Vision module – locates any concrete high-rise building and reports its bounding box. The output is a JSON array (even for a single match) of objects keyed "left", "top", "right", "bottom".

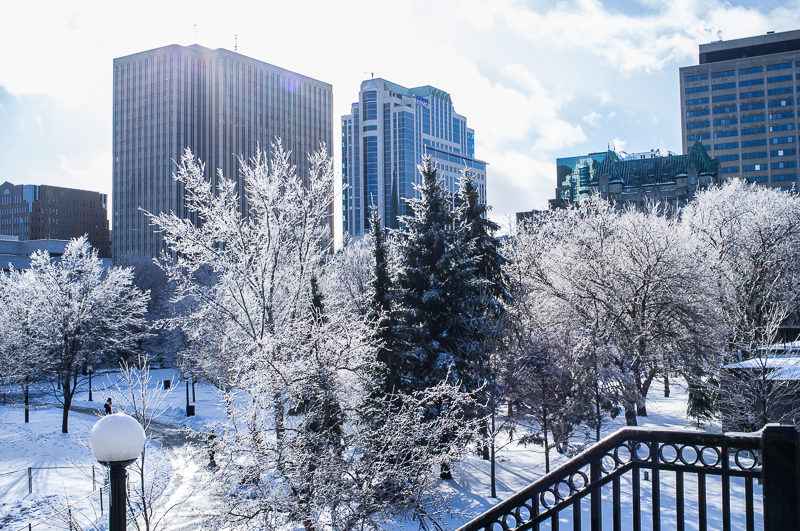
[
  {"left": 341, "top": 78, "right": 487, "bottom": 237},
  {"left": 0, "top": 181, "right": 110, "bottom": 258},
  {"left": 680, "top": 29, "right": 800, "bottom": 189},
  {"left": 113, "top": 44, "right": 333, "bottom": 260}
]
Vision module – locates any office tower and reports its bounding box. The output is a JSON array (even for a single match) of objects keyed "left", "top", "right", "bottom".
[
  {"left": 680, "top": 29, "right": 800, "bottom": 189},
  {"left": 341, "top": 78, "right": 487, "bottom": 237},
  {"left": 113, "top": 44, "right": 333, "bottom": 260},
  {"left": 0, "top": 181, "right": 111, "bottom": 258}
]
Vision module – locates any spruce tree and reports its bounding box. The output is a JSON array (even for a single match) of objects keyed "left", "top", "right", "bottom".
[
  {"left": 394, "top": 157, "right": 474, "bottom": 394},
  {"left": 456, "top": 170, "right": 510, "bottom": 308},
  {"left": 368, "top": 207, "right": 399, "bottom": 394}
]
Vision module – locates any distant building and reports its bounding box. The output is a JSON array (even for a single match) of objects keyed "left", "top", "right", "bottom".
[
  {"left": 0, "top": 235, "right": 112, "bottom": 271},
  {"left": 549, "top": 142, "right": 718, "bottom": 209},
  {"left": 679, "top": 29, "right": 800, "bottom": 189},
  {"left": 0, "top": 181, "right": 110, "bottom": 258},
  {"left": 515, "top": 209, "right": 547, "bottom": 229},
  {"left": 341, "top": 78, "right": 487, "bottom": 237},
  {"left": 113, "top": 44, "right": 333, "bottom": 260}
]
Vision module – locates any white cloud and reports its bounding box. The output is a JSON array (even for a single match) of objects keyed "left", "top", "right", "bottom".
[
  {"left": 583, "top": 111, "right": 602, "bottom": 127},
  {"left": 612, "top": 137, "right": 627, "bottom": 151},
  {"left": 453, "top": 0, "right": 800, "bottom": 73},
  {"left": 58, "top": 153, "right": 112, "bottom": 195},
  {"left": 607, "top": 111, "right": 616, "bottom": 119}
]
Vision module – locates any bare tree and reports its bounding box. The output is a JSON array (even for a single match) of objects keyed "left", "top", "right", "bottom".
[{"left": 111, "top": 352, "right": 174, "bottom": 531}]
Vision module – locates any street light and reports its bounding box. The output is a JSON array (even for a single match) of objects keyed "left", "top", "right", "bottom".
[
  {"left": 87, "top": 364, "right": 94, "bottom": 402},
  {"left": 183, "top": 371, "right": 194, "bottom": 417},
  {"left": 90, "top": 413, "right": 145, "bottom": 531}
]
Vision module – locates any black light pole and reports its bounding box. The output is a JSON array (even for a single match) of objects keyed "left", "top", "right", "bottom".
[
  {"left": 88, "top": 364, "right": 94, "bottom": 402},
  {"left": 184, "top": 371, "right": 193, "bottom": 416},
  {"left": 90, "top": 413, "right": 145, "bottom": 531}
]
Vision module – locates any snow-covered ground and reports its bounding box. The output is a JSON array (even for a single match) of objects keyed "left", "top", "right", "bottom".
[{"left": 0, "top": 372, "right": 751, "bottom": 531}]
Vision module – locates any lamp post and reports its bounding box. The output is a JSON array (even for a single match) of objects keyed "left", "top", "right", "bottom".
[
  {"left": 90, "top": 413, "right": 145, "bottom": 531},
  {"left": 183, "top": 371, "right": 194, "bottom": 417},
  {"left": 87, "top": 364, "right": 94, "bottom": 402}
]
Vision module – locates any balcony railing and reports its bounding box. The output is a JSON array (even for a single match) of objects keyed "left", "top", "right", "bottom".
[{"left": 456, "top": 425, "right": 800, "bottom": 531}]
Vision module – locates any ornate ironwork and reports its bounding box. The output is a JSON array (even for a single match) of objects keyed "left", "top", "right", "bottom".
[{"left": 455, "top": 426, "right": 800, "bottom": 531}]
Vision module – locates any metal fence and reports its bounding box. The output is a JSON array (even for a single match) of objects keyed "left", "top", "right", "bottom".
[
  {"left": 1, "top": 465, "right": 108, "bottom": 530},
  {"left": 456, "top": 425, "right": 800, "bottom": 531}
]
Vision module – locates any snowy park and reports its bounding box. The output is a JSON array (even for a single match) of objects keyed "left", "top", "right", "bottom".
[
  {"left": 2, "top": 150, "right": 800, "bottom": 531},
  {"left": 1, "top": 371, "right": 756, "bottom": 531}
]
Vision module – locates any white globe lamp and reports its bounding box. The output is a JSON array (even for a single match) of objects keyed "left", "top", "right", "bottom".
[{"left": 90, "top": 413, "right": 145, "bottom": 530}]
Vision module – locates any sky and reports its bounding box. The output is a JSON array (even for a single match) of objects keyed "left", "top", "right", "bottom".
[{"left": 2, "top": 0, "right": 800, "bottom": 236}]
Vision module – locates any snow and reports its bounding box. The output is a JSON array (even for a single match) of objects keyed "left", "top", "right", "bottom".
[
  {"left": 89, "top": 413, "right": 146, "bottom": 462},
  {"left": 0, "top": 372, "right": 763, "bottom": 531}
]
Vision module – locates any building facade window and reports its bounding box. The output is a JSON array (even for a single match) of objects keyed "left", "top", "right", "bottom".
[{"left": 714, "top": 142, "right": 738, "bottom": 150}]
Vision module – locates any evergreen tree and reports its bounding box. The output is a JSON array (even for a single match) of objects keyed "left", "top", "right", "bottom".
[
  {"left": 456, "top": 170, "right": 510, "bottom": 308},
  {"left": 368, "top": 207, "right": 399, "bottom": 394},
  {"left": 394, "top": 157, "right": 474, "bottom": 393}
]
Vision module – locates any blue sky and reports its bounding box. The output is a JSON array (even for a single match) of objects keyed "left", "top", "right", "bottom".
[{"left": 1, "top": 0, "right": 799, "bottom": 234}]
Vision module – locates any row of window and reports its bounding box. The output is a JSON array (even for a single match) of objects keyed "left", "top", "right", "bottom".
[
  {"left": 686, "top": 63, "right": 799, "bottom": 85},
  {"left": 688, "top": 123, "right": 796, "bottom": 133},
  {"left": 741, "top": 162, "right": 798, "bottom": 171}
]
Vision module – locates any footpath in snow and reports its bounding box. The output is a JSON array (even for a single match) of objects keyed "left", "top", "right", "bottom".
[{"left": 0, "top": 371, "right": 745, "bottom": 531}]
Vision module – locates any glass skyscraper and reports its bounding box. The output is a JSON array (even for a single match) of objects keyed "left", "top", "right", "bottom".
[
  {"left": 340, "top": 78, "right": 487, "bottom": 237},
  {"left": 113, "top": 44, "right": 333, "bottom": 259}
]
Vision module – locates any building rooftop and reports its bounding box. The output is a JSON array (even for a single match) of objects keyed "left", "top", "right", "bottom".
[{"left": 699, "top": 28, "right": 800, "bottom": 64}]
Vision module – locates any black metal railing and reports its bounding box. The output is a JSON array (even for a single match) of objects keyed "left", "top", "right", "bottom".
[{"left": 457, "top": 425, "right": 800, "bottom": 531}]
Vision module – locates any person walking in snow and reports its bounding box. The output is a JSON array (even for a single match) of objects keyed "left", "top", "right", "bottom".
[{"left": 104, "top": 397, "right": 112, "bottom": 415}]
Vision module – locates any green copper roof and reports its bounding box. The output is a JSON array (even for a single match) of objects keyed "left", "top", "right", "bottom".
[
  {"left": 379, "top": 80, "right": 452, "bottom": 103},
  {"left": 592, "top": 142, "right": 717, "bottom": 187}
]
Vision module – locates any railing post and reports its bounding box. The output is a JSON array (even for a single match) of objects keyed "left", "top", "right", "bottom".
[{"left": 761, "top": 424, "right": 800, "bottom": 531}]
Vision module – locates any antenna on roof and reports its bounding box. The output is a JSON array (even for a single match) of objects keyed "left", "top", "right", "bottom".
[
  {"left": 365, "top": 72, "right": 373, "bottom": 79},
  {"left": 194, "top": 23, "right": 197, "bottom": 43},
  {"left": 235, "top": 35, "right": 238, "bottom": 53}
]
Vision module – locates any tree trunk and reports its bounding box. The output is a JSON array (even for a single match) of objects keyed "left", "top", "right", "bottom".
[
  {"left": 490, "top": 408, "right": 497, "bottom": 498},
  {"left": 543, "top": 408, "right": 550, "bottom": 474},
  {"left": 664, "top": 373, "right": 670, "bottom": 397},
  {"left": 62, "top": 374, "right": 72, "bottom": 434},
  {"left": 625, "top": 407, "right": 638, "bottom": 426},
  {"left": 24, "top": 384, "right": 29, "bottom": 423},
  {"left": 636, "top": 369, "right": 657, "bottom": 417},
  {"left": 274, "top": 393, "right": 285, "bottom": 440}
]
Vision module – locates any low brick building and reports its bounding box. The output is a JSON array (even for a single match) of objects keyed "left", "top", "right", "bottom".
[{"left": 0, "top": 181, "right": 111, "bottom": 258}]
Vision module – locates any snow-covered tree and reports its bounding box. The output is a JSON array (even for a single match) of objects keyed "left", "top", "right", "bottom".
[
  {"left": 393, "top": 157, "right": 479, "bottom": 394},
  {"left": 508, "top": 197, "right": 717, "bottom": 425},
  {"left": 4, "top": 236, "right": 149, "bottom": 433},
  {"left": 0, "top": 268, "right": 49, "bottom": 422},
  {"left": 148, "top": 143, "right": 479, "bottom": 529},
  {"left": 683, "top": 180, "right": 800, "bottom": 429}
]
